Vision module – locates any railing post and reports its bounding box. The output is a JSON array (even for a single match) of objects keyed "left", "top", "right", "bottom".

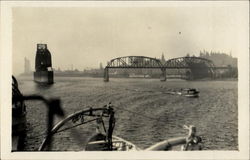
[
  {"left": 160, "top": 68, "right": 166, "bottom": 81},
  {"left": 104, "top": 67, "right": 109, "bottom": 82}
]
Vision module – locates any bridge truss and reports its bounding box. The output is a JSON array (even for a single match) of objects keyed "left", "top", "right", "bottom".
[
  {"left": 104, "top": 56, "right": 228, "bottom": 82},
  {"left": 107, "top": 56, "right": 163, "bottom": 68}
]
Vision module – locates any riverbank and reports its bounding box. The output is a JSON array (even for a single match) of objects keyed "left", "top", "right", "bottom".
[{"left": 18, "top": 74, "right": 238, "bottom": 81}]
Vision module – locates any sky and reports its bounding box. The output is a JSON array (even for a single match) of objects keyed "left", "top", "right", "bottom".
[{"left": 12, "top": 2, "right": 248, "bottom": 75}]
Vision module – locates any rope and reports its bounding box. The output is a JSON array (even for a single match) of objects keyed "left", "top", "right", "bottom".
[
  {"left": 55, "top": 118, "right": 98, "bottom": 134},
  {"left": 26, "top": 118, "right": 99, "bottom": 139},
  {"left": 113, "top": 104, "right": 184, "bottom": 129},
  {"left": 114, "top": 105, "right": 168, "bottom": 123}
]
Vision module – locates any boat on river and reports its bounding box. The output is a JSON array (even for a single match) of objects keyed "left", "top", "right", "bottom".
[
  {"left": 38, "top": 103, "right": 202, "bottom": 151},
  {"left": 176, "top": 88, "right": 200, "bottom": 98},
  {"left": 164, "top": 88, "right": 199, "bottom": 98}
]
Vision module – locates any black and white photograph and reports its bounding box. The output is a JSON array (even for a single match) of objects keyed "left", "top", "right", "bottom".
[{"left": 0, "top": 1, "right": 249, "bottom": 160}]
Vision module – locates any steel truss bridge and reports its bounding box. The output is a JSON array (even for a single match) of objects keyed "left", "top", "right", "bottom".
[{"left": 104, "top": 56, "right": 230, "bottom": 82}]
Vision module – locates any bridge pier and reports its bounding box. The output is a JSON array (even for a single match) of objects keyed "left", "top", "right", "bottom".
[
  {"left": 104, "top": 67, "right": 109, "bottom": 82},
  {"left": 160, "top": 68, "right": 166, "bottom": 81}
]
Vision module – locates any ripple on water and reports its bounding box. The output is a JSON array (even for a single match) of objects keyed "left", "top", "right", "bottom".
[{"left": 17, "top": 77, "right": 238, "bottom": 151}]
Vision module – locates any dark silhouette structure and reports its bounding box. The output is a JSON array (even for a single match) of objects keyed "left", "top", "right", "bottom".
[
  {"left": 164, "top": 57, "right": 216, "bottom": 80},
  {"left": 34, "top": 44, "right": 54, "bottom": 84}
]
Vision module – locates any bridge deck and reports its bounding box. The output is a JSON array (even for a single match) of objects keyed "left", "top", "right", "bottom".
[{"left": 106, "top": 66, "right": 229, "bottom": 69}]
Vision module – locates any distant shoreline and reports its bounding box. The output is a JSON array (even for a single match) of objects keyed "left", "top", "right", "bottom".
[{"left": 18, "top": 74, "right": 238, "bottom": 81}]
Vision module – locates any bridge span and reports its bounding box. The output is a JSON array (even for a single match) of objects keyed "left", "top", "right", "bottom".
[{"left": 104, "top": 56, "right": 229, "bottom": 82}]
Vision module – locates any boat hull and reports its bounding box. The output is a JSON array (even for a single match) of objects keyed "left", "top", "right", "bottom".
[
  {"left": 184, "top": 93, "right": 199, "bottom": 98},
  {"left": 85, "top": 134, "right": 140, "bottom": 151},
  {"left": 12, "top": 110, "right": 26, "bottom": 151}
]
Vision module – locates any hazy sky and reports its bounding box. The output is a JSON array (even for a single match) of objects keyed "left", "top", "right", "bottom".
[{"left": 12, "top": 2, "right": 248, "bottom": 75}]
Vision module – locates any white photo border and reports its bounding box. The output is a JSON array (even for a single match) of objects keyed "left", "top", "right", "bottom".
[{"left": 0, "top": 1, "right": 249, "bottom": 160}]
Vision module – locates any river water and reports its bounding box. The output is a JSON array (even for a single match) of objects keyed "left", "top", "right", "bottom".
[{"left": 16, "top": 76, "right": 238, "bottom": 151}]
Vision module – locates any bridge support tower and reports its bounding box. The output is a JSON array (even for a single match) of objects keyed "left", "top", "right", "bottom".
[
  {"left": 160, "top": 68, "right": 166, "bottom": 81},
  {"left": 104, "top": 67, "right": 109, "bottom": 82}
]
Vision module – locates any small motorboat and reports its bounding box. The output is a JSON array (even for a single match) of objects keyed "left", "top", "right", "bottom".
[
  {"left": 163, "top": 88, "right": 199, "bottom": 98},
  {"left": 177, "top": 88, "right": 199, "bottom": 98}
]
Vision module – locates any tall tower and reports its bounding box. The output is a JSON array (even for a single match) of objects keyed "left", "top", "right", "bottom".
[
  {"left": 99, "top": 62, "right": 103, "bottom": 70},
  {"left": 161, "top": 53, "right": 166, "bottom": 63},
  {"left": 24, "top": 57, "right": 31, "bottom": 74},
  {"left": 34, "top": 44, "right": 54, "bottom": 84},
  {"left": 35, "top": 44, "right": 52, "bottom": 71}
]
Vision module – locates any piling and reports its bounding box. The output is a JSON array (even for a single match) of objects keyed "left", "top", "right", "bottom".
[
  {"left": 160, "top": 68, "right": 166, "bottom": 81},
  {"left": 104, "top": 67, "right": 109, "bottom": 82}
]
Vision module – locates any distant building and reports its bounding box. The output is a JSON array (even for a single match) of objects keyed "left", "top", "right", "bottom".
[
  {"left": 24, "top": 57, "right": 31, "bottom": 74},
  {"left": 199, "top": 50, "right": 237, "bottom": 67},
  {"left": 161, "top": 53, "right": 166, "bottom": 64},
  {"left": 100, "top": 62, "right": 103, "bottom": 70}
]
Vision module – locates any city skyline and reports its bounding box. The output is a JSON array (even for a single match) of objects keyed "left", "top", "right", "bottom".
[
  {"left": 22, "top": 51, "right": 237, "bottom": 75},
  {"left": 12, "top": 2, "right": 248, "bottom": 75}
]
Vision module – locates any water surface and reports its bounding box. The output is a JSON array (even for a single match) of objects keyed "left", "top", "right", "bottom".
[{"left": 16, "top": 76, "right": 238, "bottom": 151}]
